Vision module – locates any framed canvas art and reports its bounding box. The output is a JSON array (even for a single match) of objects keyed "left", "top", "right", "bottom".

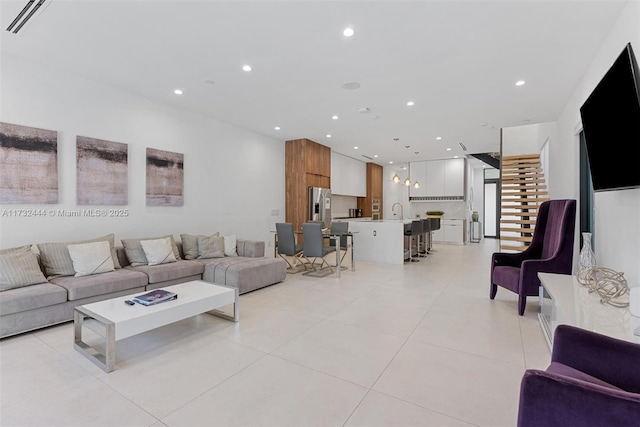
[{"left": 0, "top": 122, "right": 58, "bottom": 204}]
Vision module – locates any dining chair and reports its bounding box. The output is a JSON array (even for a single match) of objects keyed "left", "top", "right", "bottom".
[
  {"left": 301, "top": 222, "right": 336, "bottom": 276},
  {"left": 275, "top": 222, "right": 306, "bottom": 271},
  {"left": 330, "top": 221, "right": 349, "bottom": 266},
  {"left": 490, "top": 199, "right": 576, "bottom": 315}
]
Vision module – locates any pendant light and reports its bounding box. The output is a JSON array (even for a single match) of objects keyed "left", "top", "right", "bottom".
[
  {"left": 414, "top": 181, "right": 420, "bottom": 189},
  {"left": 392, "top": 173, "right": 400, "bottom": 183},
  {"left": 404, "top": 177, "right": 411, "bottom": 186}
]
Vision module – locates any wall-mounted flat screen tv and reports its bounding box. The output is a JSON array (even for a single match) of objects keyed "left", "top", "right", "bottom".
[{"left": 579, "top": 42, "right": 640, "bottom": 192}]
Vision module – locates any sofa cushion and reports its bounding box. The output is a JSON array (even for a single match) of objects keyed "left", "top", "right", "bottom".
[
  {"left": 67, "top": 241, "right": 115, "bottom": 277},
  {"left": 236, "top": 240, "right": 265, "bottom": 258},
  {"left": 49, "top": 269, "right": 148, "bottom": 301},
  {"left": 197, "top": 235, "right": 225, "bottom": 259},
  {"left": 122, "top": 235, "right": 181, "bottom": 266},
  {"left": 224, "top": 235, "right": 238, "bottom": 257},
  {"left": 0, "top": 282, "right": 68, "bottom": 315},
  {"left": 37, "top": 233, "right": 121, "bottom": 277},
  {"left": 127, "top": 260, "right": 204, "bottom": 284},
  {"left": 201, "top": 257, "right": 287, "bottom": 294},
  {"left": 180, "top": 232, "right": 219, "bottom": 260},
  {"left": 140, "top": 237, "right": 177, "bottom": 266},
  {"left": 0, "top": 246, "right": 48, "bottom": 291}
]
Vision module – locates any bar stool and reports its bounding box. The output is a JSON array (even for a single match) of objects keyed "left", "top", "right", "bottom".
[
  {"left": 419, "top": 218, "right": 430, "bottom": 257},
  {"left": 404, "top": 220, "right": 422, "bottom": 262}
]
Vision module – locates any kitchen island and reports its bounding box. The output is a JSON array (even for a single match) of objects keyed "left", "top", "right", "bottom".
[{"left": 347, "top": 219, "right": 414, "bottom": 265}]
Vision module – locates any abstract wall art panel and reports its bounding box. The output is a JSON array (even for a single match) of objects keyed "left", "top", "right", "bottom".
[
  {"left": 0, "top": 122, "right": 58, "bottom": 204},
  {"left": 146, "top": 148, "right": 184, "bottom": 206},
  {"left": 76, "top": 136, "right": 128, "bottom": 205}
]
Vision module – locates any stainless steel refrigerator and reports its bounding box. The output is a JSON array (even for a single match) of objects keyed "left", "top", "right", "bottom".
[{"left": 308, "top": 187, "right": 331, "bottom": 229}]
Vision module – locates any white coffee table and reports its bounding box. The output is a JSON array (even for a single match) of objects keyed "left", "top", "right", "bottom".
[{"left": 74, "top": 280, "right": 238, "bottom": 372}]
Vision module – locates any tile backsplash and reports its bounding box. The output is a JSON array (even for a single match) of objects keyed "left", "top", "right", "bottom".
[{"left": 407, "top": 201, "right": 469, "bottom": 220}]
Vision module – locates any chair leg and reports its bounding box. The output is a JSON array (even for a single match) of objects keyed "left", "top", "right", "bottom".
[
  {"left": 518, "top": 295, "right": 527, "bottom": 316},
  {"left": 490, "top": 283, "right": 498, "bottom": 299}
]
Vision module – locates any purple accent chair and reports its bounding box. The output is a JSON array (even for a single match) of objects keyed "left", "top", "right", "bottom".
[
  {"left": 490, "top": 199, "right": 576, "bottom": 315},
  {"left": 517, "top": 324, "right": 640, "bottom": 426}
]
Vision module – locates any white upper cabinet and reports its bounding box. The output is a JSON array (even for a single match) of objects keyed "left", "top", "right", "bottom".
[
  {"left": 331, "top": 152, "right": 366, "bottom": 196},
  {"left": 444, "top": 158, "right": 465, "bottom": 197},
  {"left": 425, "top": 160, "right": 445, "bottom": 197},
  {"left": 409, "top": 161, "right": 427, "bottom": 197},
  {"left": 410, "top": 158, "right": 465, "bottom": 199}
]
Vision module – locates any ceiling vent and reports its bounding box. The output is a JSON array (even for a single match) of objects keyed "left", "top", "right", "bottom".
[
  {"left": 361, "top": 155, "right": 373, "bottom": 160},
  {"left": 6, "top": 0, "right": 46, "bottom": 34},
  {"left": 458, "top": 142, "right": 468, "bottom": 151}
]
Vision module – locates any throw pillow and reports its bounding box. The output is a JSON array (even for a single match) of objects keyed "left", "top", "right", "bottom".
[
  {"left": 0, "top": 245, "right": 34, "bottom": 255},
  {"left": 0, "top": 246, "right": 48, "bottom": 291},
  {"left": 67, "top": 241, "right": 115, "bottom": 277},
  {"left": 180, "top": 232, "right": 219, "bottom": 260},
  {"left": 197, "top": 235, "right": 225, "bottom": 259},
  {"left": 37, "top": 234, "right": 120, "bottom": 277},
  {"left": 223, "top": 235, "right": 238, "bottom": 257},
  {"left": 122, "top": 234, "right": 181, "bottom": 266},
  {"left": 140, "top": 237, "right": 177, "bottom": 266}
]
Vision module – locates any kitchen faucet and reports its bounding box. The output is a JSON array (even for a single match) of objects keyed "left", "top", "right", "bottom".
[{"left": 391, "top": 203, "right": 404, "bottom": 220}]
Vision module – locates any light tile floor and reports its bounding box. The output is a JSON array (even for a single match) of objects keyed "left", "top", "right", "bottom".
[{"left": 0, "top": 239, "right": 551, "bottom": 426}]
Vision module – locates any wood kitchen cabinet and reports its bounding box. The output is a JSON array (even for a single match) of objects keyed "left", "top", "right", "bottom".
[
  {"left": 285, "top": 138, "right": 331, "bottom": 233},
  {"left": 358, "top": 162, "right": 383, "bottom": 218}
]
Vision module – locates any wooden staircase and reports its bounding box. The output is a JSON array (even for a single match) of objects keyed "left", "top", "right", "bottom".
[{"left": 499, "top": 154, "right": 548, "bottom": 252}]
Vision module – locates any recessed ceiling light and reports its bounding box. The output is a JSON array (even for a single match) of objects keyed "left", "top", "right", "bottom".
[
  {"left": 402, "top": 166, "right": 407, "bottom": 170},
  {"left": 274, "top": 126, "right": 281, "bottom": 130},
  {"left": 326, "top": 134, "right": 332, "bottom": 138},
  {"left": 357, "top": 107, "right": 370, "bottom": 114},
  {"left": 174, "top": 89, "right": 183, "bottom": 95},
  {"left": 373, "top": 154, "right": 379, "bottom": 158},
  {"left": 343, "top": 27, "right": 355, "bottom": 37},
  {"left": 436, "top": 136, "right": 442, "bottom": 140},
  {"left": 393, "top": 138, "right": 399, "bottom": 142},
  {"left": 342, "top": 82, "right": 361, "bottom": 90},
  {"left": 446, "top": 148, "right": 452, "bottom": 151},
  {"left": 242, "top": 65, "right": 252, "bottom": 72},
  {"left": 406, "top": 101, "right": 415, "bottom": 106},
  {"left": 480, "top": 123, "right": 487, "bottom": 127},
  {"left": 515, "top": 80, "right": 526, "bottom": 86},
  {"left": 353, "top": 146, "right": 359, "bottom": 150},
  {"left": 332, "top": 115, "right": 339, "bottom": 120},
  {"left": 389, "top": 161, "right": 394, "bottom": 164}
]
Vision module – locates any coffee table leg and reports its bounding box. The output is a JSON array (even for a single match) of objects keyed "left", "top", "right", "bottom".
[
  {"left": 74, "top": 308, "right": 116, "bottom": 373},
  {"left": 206, "top": 288, "right": 239, "bottom": 323}
]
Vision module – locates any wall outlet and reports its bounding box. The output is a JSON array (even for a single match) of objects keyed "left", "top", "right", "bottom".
[{"left": 271, "top": 209, "right": 279, "bottom": 216}]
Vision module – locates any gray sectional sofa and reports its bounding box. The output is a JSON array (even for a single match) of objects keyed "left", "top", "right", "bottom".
[{"left": 0, "top": 234, "right": 286, "bottom": 338}]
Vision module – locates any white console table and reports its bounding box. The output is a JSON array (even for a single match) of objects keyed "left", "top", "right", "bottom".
[{"left": 538, "top": 272, "right": 640, "bottom": 349}]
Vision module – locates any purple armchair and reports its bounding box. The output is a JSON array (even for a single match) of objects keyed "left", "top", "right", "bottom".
[
  {"left": 517, "top": 324, "right": 640, "bottom": 426},
  {"left": 490, "top": 199, "right": 576, "bottom": 315}
]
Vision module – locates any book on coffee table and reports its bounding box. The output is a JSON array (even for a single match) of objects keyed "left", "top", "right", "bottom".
[{"left": 133, "top": 289, "right": 177, "bottom": 306}]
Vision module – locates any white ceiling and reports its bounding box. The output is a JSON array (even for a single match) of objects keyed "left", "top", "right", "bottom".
[{"left": 0, "top": 0, "right": 629, "bottom": 171}]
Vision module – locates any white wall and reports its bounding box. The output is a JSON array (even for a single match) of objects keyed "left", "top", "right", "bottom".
[
  {"left": 0, "top": 55, "right": 286, "bottom": 250},
  {"left": 553, "top": 0, "right": 640, "bottom": 287}
]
